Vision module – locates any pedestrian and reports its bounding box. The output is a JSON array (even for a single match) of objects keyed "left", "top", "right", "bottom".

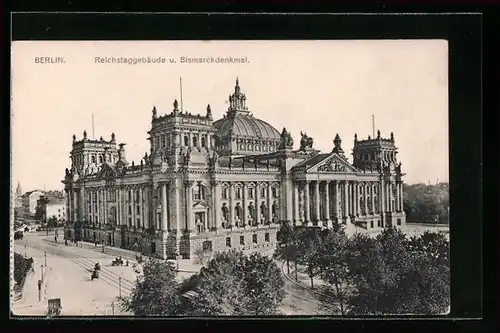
[
  {"left": 65, "top": 239, "right": 68, "bottom": 246},
  {"left": 54, "top": 236, "right": 57, "bottom": 243}
]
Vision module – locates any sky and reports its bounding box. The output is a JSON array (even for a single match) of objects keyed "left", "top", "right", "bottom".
[{"left": 11, "top": 40, "right": 448, "bottom": 193}]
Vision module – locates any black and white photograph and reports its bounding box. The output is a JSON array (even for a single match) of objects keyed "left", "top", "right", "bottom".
[{"left": 10, "top": 39, "right": 451, "bottom": 317}]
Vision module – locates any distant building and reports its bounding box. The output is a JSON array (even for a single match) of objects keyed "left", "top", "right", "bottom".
[
  {"left": 22, "top": 190, "right": 44, "bottom": 215},
  {"left": 14, "top": 181, "right": 23, "bottom": 208},
  {"left": 37, "top": 195, "right": 66, "bottom": 222}
]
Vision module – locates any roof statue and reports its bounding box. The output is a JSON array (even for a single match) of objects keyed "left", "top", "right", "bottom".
[
  {"left": 173, "top": 99, "right": 179, "bottom": 113},
  {"left": 83, "top": 130, "right": 87, "bottom": 139},
  {"left": 280, "top": 128, "right": 293, "bottom": 148},
  {"left": 206, "top": 104, "right": 212, "bottom": 119},
  {"left": 152, "top": 106, "right": 157, "bottom": 119},
  {"left": 299, "top": 131, "right": 314, "bottom": 150}
]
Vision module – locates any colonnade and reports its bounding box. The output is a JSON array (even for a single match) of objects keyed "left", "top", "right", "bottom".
[{"left": 292, "top": 180, "right": 404, "bottom": 225}]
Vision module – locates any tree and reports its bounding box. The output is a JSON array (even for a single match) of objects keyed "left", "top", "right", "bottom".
[
  {"left": 193, "top": 247, "right": 213, "bottom": 267},
  {"left": 295, "top": 228, "right": 323, "bottom": 289},
  {"left": 346, "top": 228, "right": 450, "bottom": 315},
  {"left": 315, "top": 225, "right": 351, "bottom": 315},
  {"left": 118, "top": 257, "right": 182, "bottom": 316},
  {"left": 47, "top": 216, "right": 58, "bottom": 229},
  {"left": 182, "top": 250, "right": 285, "bottom": 316}
]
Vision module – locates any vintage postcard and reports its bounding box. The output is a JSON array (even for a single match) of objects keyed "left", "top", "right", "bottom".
[{"left": 11, "top": 40, "right": 449, "bottom": 317}]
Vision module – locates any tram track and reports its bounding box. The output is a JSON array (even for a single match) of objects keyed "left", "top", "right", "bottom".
[{"left": 22, "top": 241, "right": 136, "bottom": 297}]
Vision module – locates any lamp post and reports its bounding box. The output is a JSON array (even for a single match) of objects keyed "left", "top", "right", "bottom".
[
  {"left": 44, "top": 251, "right": 47, "bottom": 267},
  {"left": 41, "top": 265, "right": 44, "bottom": 282}
]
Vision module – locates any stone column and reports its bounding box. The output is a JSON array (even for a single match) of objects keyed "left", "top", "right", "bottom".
[
  {"left": 243, "top": 183, "right": 248, "bottom": 226},
  {"left": 334, "top": 181, "right": 340, "bottom": 221},
  {"left": 161, "top": 183, "right": 168, "bottom": 231},
  {"left": 143, "top": 187, "right": 149, "bottom": 229},
  {"left": 293, "top": 183, "right": 300, "bottom": 223},
  {"left": 229, "top": 183, "right": 235, "bottom": 226},
  {"left": 304, "top": 182, "right": 310, "bottom": 223},
  {"left": 255, "top": 183, "right": 261, "bottom": 225},
  {"left": 390, "top": 182, "right": 394, "bottom": 212},
  {"left": 314, "top": 181, "right": 320, "bottom": 222},
  {"left": 94, "top": 189, "right": 99, "bottom": 224},
  {"left": 371, "top": 184, "right": 376, "bottom": 214},
  {"left": 185, "top": 181, "right": 194, "bottom": 232},
  {"left": 267, "top": 182, "right": 273, "bottom": 224},
  {"left": 213, "top": 181, "right": 221, "bottom": 230},
  {"left": 131, "top": 187, "right": 136, "bottom": 228},
  {"left": 79, "top": 188, "right": 85, "bottom": 222},
  {"left": 380, "top": 180, "right": 385, "bottom": 226},
  {"left": 116, "top": 188, "right": 121, "bottom": 226},
  {"left": 363, "top": 183, "right": 373, "bottom": 215},
  {"left": 399, "top": 182, "right": 404, "bottom": 212},
  {"left": 325, "top": 181, "right": 332, "bottom": 227},
  {"left": 138, "top": 186, "right": 143, "bottom": 228},
  {"left": 343, "top": 181, "right": 349, "bottom": 223}
]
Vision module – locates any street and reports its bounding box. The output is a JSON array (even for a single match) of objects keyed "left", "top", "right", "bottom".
[
  {"left": 12, "top": 232, "right": 139, "bottom": 316},
  {"left": 12, "top": 232, "right": 323, "bottom": 316}
]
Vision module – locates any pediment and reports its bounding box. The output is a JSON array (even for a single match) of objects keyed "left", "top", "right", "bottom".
[
  {"left": 193, "top": 201, "right": 209, "bottom": 209},
  {"left": 307, "top": 153, "right": 358, "bottom": 173},
  {"left": 96, "top": 164, "right": 118, "bottom": 181}
]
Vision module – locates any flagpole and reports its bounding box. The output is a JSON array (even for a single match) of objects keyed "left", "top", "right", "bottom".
[
  {"left": 372, "top": 114, "right": 375, "bottom": 138},
  {"left": 180, "top": 77, "right": 184, "bottom": 112}
]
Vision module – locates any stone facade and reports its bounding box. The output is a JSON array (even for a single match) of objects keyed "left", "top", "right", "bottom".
[{"left": 62, "top": 79, "right": 406, "bottom": 259}]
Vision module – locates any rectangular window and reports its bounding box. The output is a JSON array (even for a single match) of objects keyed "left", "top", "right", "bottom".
[
  {"left": 226, "top": 237, "right": 231, "bottom": 247},
  {"left": 272, "top": 187, "right": 278, "bottom": 198},
  {"left": 248, "top": 188, "right": 254, "bottom": 199},
  {"left": 137, "top": 206, "right": 140, "bottom": 214},
  {"left": 265, "top": 233, "right": 270, "bottom": 242},
  {"left": 89, "top": 216, "right": 92, "bottom": 223},
  {"left": 128, "top": 206, "right": 132, "bottom": 215},
  {"left": 397, "top": 219, "right": 401, "bottom": 226},
  {"left": 240, "top": 235, "right": 245, "bottom": 246},
  {"left": 370, "top": 221, "right": 374, "bottom": 228},
  {"left": 236, "top": 188, "right": 242, "bottom": 199},
  {"left": 377, "top": 220, "right": 381, "bottom": 227},
  {"left": 222, "top": 188, "right": 228, "bottom": 200},
  {"left": 128, "top": 191, "right": 132, "bottom": 201},
  {"left": 128, "top": 218, "right": 132, "bottom": 226},
  {"left": 137, "top": 219, "right": 141, "bottom": 228},
  {"left": 252, "top": 234, "right": 258, "bottom": 244}
]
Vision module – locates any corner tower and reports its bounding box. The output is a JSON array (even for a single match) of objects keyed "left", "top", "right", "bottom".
[{"left": 69, "top": 131, "right": 119, "bottom": 175}]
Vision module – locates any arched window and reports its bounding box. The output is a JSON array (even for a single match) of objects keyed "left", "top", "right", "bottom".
[
  {"left": 248, "top": 204, "right": 255, "bottom": 220},
  {"left": 99, "top": 155, "right": 103, "bottom": 164},
  {"left": 235, "top": 204, "right": 242, "bottom": 221},
  {"left": 221, "top": 204, "right": 229, "bottom": 222},
  {"left": 272, "top": 202, "right": 278, "bottom": 220},
  {"left": 367, "top": 196, "right": 372, "bottom": 214},
  {"left": 91, "top": 155, "right": 96, "bottom": 164},
  {"left": 201, "top": 137, "right": 206, "bottom": 148},
  {"left": 184, "top": 135, "right": 189, "bottom": 146},
  {"left": 248, "top": 186, "right": 255, "bottom": 199},
  {"left": 192, "top": 184, "right": 205, "bottom": 200},
  {"left": 161, "top": 135, "right": 165, "bottom": 148},
  {"left": 193, "top": 136, "right": 198, "bottom": 147},
  {"left": 360, "top": 197, "right": 365, "bottom": 215},
  {"left": 260, "top": 202, "right": 267, "bottom": 220},
  {"left": 374, "top": 196, "right": 379, "bottom": 213}
]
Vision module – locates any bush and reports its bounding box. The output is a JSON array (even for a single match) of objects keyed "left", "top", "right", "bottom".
[{"left": 14, "top": 253, "right": 33, "bottom": 286}]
